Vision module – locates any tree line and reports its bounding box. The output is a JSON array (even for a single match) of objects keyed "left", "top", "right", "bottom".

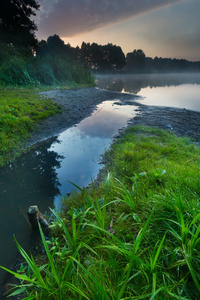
[
  {"left": 0, "top": 0, "right": 200, "bottom": 86},
  {"left": 36, "top": 36, "right": 200, "bottom": 73}
]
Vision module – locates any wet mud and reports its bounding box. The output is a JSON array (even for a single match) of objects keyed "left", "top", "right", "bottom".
[
  {"left": 25, "top": 88, "right": 140, "bottom": 146},
  {"left": 27, "top": 87, "right": 200, "bottom": 147}
]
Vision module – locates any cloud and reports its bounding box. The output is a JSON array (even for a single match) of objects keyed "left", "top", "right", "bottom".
[{"left": 37, "top": 0, "right": 183, "bottom": 38}]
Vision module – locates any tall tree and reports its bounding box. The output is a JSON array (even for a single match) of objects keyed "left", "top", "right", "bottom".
[
  {"left": 79, "top": 42, "right": 126, "bottom": 71},
  {"left": 126, "top": 49, "right": 146, "bottom": 72},
  {"left": 0, "top": 0, "right": 40, "bottom": 50},
  {"left": 36, "top": 35, "right": 77, "bottom": 60}
]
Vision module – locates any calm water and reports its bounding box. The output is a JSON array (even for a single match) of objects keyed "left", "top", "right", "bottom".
[
  {"left": 50, "top": 100, "right": 137, "bottom": 206},
  {"left": 96, "top": 73, "right": 200, "bottom": 112},
  {"left": 0, "top": 73, "right": 200, "bottom": 293}
]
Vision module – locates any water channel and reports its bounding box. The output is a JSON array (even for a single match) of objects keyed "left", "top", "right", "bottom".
[{"left": 0, "top": 73, "right": 200, "bottom": 294}]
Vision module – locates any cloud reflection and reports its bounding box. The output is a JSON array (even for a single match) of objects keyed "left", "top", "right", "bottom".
[{"left": 77, "top": 103, "right": 133, "bottom": 138}]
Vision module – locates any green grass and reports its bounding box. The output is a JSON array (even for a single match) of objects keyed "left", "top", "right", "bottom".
[
  {"left": 0, "top": 88, "right": 61, "bottom": 166},
  {"left": 1, "top": 126, "right": 200, "bottom": 299}
]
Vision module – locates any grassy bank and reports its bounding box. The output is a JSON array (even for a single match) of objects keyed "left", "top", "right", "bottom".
[
  {"left": 2, "top": 126, "right": 200, "bottom": 299},
  {"left": 0, "top": 88, "right": 62, "bottom": 166},
  {"left": 0, "top": 81, "right": 95, "bottom": 167}
]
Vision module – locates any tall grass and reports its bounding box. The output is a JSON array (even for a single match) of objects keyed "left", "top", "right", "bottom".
[
  {"left": 1, "top": 126, "right": 200, "bottom": 299},
  {"left": 0, "top": 43, "right": 95, "bottom": 86}
]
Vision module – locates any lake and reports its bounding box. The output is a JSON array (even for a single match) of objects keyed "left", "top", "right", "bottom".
[
  {"left": 96, "top": 73, "right": 200, "bottom": 112},
  {"left": 0, "top": 73, "right": 200, "bottom": 295}
]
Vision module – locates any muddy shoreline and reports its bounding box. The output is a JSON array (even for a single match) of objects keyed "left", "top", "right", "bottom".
[
  {"left": 25, "top": 87, "right": 140, "bottom": 146},
  {"left": 26, "top": 87, "right": 200, "bottom": 147},
  {"left": 127, "top": 105, "right": 200, "bottom": 143}
]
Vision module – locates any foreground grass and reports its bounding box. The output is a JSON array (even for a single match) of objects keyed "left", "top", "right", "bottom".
[
  {"left": 1, "top": 126, "right": 200, "bottom": 299},
  {"left": 0, "top": 88, "right": 61, "bottom": 166}
]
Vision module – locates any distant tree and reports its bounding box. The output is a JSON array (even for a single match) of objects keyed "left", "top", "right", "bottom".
[
  {"left": 46, "top": 34, "right": 65, "bottom": 53},
  {"left": 90, "top": 43, "right": 103, "bottom": 69},
  {"left": 35, "top": 39, "right": 48, "bottom": 56},
  {"left": 124, "top": 50, "right": 200, "bottom": 73},
  {"left": 103, "top": 44, "right": 126, "bottom": 70},
  {"left": 0, "top": 0, "right": 39, "bottom": 50},
  {"left": 79, "top": 42, "right": 92, "bottom": 64},
  {"left": 36, "top": 35, "right": 77, "bottom": 60},
  {"left": 125, "top": 49, "right": 146, "bottom": 72},
  {"left": 79, "top": 42, "right": 125, "bottom": 71}
]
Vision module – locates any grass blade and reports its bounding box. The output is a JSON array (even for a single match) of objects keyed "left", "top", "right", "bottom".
[{"left": 70, "top": 257, "right": 111, "bottom": 300}]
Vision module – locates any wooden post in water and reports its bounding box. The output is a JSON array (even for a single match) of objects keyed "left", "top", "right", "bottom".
[{"left": 27, "top": 205, "right": 49, "bottom": 231}]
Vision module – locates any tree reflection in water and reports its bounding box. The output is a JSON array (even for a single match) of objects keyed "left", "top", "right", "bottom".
[
  {"left": 0, "top": 136, "right": 64, "bottom": 284},
  {"left": 0, "top": 136, "right": 63, "bottom": 208},
  {"left": 96, "top": 73, "right": 200, "bottom": 94}
]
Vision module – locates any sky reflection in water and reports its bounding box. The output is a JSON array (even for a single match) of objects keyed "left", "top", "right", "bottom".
[
  {"left": 136, "top": 84, "right": 200, "bottom": 112},
  {"left": 96, "top": 73, "right": 200, "bottom": 112},
  {"left": 50, "top": 100, "right": 137, "bottom": 206}
]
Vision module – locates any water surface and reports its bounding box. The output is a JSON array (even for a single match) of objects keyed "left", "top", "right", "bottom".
[
  {"left": 96, "top": 73, "right": 200, "bottom": 112},
  {"left": 52, "top": 100, "right": 136, "bottom": 206}
]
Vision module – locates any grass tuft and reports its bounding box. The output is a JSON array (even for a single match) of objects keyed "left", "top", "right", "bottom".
[{"left": 1, "top": 126, "right": 200, "bottom": 299}]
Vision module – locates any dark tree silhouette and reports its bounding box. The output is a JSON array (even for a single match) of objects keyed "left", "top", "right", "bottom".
[
  {"left": 0, "top": 0, "right": 39, "bottom": 50},
  {"left": 79, "top": 42, "right": 92, "bottom": 64},
  {"left": 78, "top": 42, "right": 125, "bottom": 71},
  {"left": 35, "top": 39, "right": 48, "bottom": 56},
  {"left": 125, "top": 49, "right": 146, "bottom": 72},
  {"left": 36, "top": 36, "right": 200, "bottom": 74},
  {"left": 124, "top": 50, "right": 200, "bottom": 73},
  {"left": 36, "top": 34, "right": 77, "bottom": 60},
  {"left": 47, "top": 35, "right": 65, "bottom": 53},
  {"left": 102, "top": 43, "right": 126, "bottom": 70}
]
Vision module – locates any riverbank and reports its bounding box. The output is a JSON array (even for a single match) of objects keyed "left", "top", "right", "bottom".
[
  {"left": 26, "top": 87, "right": 200, "bottom": 147},
  {"left": 25, "top": 87, "right": 141, "bottom": 146},
  {"left": 127, "top": 104, "right": 200, "bottom": 143}
]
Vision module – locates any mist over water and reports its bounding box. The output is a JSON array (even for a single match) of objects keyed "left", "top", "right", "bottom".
[
  {"left": 96, "top": 73, "right": 200, "bottom": 112},
  {"left": 96, "top": 73, "right": 200, "bottom": 93}
]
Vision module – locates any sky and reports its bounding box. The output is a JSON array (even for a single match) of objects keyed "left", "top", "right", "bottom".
[{"left": 36, "top": 0, "right": 200, "bottom": 61}]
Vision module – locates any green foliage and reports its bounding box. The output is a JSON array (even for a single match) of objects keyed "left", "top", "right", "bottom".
[
  {"left": 0, "top": 88, "right": 61, "bottom": 166},
  {"left": 1, "top": 126, "right": 200, "bottom": 299},
  {"left": 0, "top": 42, "right": 95, "bottom": 87}
]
